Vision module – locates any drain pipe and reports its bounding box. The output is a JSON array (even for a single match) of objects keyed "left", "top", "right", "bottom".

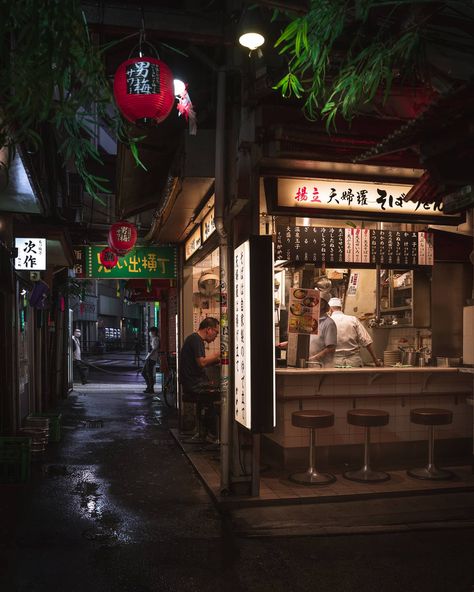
[{"left": 214, "top": 68, "right": 230, "bottom": 495}]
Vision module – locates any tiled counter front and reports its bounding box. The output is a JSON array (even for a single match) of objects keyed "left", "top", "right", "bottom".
[{"left": 264, "top": 368, "right": 473, "bottom": 469}]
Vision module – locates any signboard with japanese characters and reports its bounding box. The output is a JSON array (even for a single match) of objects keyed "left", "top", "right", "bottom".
[
  {"left": 276, "top": 225, "right": 434, "bottom": 267},
  {"left": 234, "top": 236, "right": 275, "bottom": 433},
  {"left": 185, "top": 226, "right": 202, "bottom": 261},
  {"left": 234, "top": 240, "right": 252, "bottom": 429},
  {"left": 15, "top": 238, "right": 46, "bottom": 270},
  {"left": 267, "top": 177, "right": 462, "bottom": 223},
  {"left": 82, "top": 245, "right": 176, "bottom": 278},
  {"left": 201, "top": 207, "right": 216, "bottom": 243}
]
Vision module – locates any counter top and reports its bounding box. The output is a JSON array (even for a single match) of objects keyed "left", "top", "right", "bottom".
[{"left": 276, "top": 366, "right": 462, "bottom": 375}]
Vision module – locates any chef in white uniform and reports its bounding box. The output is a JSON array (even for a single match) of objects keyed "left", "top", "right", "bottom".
[{"left": 328, "top": 297, "right": 382, "bottom": 367}]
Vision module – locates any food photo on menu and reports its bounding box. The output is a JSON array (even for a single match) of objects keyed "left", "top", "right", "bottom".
[{"left": 288, "top": 287, "right": 321, "bottom": 334}]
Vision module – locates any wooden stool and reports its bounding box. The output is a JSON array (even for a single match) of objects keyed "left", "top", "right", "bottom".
[
  {"left": 407, "top": 408, "right": 454, "bottom": 480},
  {"left": 344, "top": 409, "right": 390, "bottom": 483},
  {"left": 289, "top": 410, "right": 336, "bottom": 485}
]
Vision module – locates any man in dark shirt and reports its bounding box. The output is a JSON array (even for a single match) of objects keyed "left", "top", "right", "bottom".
[
  {"left": 179, "top": 317, "right": 220, "bottom": 392},
  {"left": 180, "top": 317, "right": 220, "bottom": 440}
]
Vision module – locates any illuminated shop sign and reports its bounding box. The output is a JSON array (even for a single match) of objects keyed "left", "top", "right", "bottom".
[
  {"left": 77, "top": 245, "right": 176, "bottom": 278},
  {"left": 234, "top": 236, "right": 275, "bottom": 433},
  {"left": 185, "top": 226, "right": 202, "bottom": 260},
  {"left": 202, "top": 207, "right": 216, "bottom": 243},
  {"left": 269, "top": 178, "right": 460, "bottom": 222},
  {"left": 15, "top": 238, "right": 46, "bottom": 270},
  {"left": 276, "top": 225, "right": 434, "bottom": 267}
]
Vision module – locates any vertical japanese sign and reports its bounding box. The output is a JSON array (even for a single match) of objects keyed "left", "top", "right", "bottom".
[
  {"left": 15, "top": 238, "right": 46, "bottom": 270},
  {"left": 234, "top": 241, "right": 252, "bottom": 429},
  {"left": 234, "top": 236, "right": 275, "bottom": 433}
]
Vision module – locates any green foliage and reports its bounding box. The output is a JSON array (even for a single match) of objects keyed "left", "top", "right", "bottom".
[
  {"left": 0, "top": 0, "right": 142, "bottom": 201},
  {"left": 273, "top": 0, "right": 453, "bottom": 127}
]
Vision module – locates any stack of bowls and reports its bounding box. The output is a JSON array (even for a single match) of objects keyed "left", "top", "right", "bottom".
[{"left": 383, "top": 350, "right": 401, "bottom": 366}]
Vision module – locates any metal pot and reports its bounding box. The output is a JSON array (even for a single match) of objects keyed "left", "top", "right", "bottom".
[{"left": 400, "top": 350, "right": 419, "bottom": 366}]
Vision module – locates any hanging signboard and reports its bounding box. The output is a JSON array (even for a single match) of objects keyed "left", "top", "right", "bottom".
[
  {"left": 234, "top": 236, "right": 275, "bottom": 433},
  {"left": 185, "top": 226, "right": 202, "bottom": 261},
  {"left": 78, "top": 245, "right": 176, "bottom": 279},
  {"left": 201, "top": 207, "right": 216, "bottom": 243},
  {"left": 265, "top": 177, "right": 462, "bottom": 224},
  {"left": 14, "top": 238, "right": 46, "bottom": 270},
  {"left": 276, "top": 225, "right": 434, "bottom": 267},
  {"left": 288, "top": 287, "right": 321, "bottom": 335}
]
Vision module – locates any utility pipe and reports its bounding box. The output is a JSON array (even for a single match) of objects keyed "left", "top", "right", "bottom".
[{"left": 214, "top": 68, "right": 230, "bottom": 494}]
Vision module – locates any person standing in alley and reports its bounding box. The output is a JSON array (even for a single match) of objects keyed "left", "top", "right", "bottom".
[
  {"left": 142, "top": 327, "right": 160, "bottom": 394},
  {"left": 328, "top": 297, "right": 382, "bottom": 367},
  {"left": 72, "top": 328, "right": 88, "bottom": 385}
]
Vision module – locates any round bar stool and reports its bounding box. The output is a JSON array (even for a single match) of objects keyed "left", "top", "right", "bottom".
[
  {"left": 289, "top": 410, "right": 336, "bottom": 485},
  {"left": 407, "top": 408, "right": 454, "bottom": 480},
  {"left": 344, "top": 409, "right": 390, "bottom": 483},
  {"left": 182, "top": 389, "right": 220, "bottom": 444}
]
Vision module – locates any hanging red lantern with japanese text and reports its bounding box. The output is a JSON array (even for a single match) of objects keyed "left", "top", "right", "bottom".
[
  {"left": 99, "top": 247, "right": 118, "bottom": 269},
  {"left": 108, "top": 220, "right": 137, "bottom": 256},
  {"left": 113, "top": 56, "right": 175, "bottom": 125}
]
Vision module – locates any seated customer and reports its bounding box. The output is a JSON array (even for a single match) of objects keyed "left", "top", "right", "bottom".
[{"left": 179, "top": 317, "right": 221, "bottom": 437}]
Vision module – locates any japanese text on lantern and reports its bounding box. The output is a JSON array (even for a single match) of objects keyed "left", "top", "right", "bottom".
[{"left": 126, "top": 61, "right": 160, "bottom": 95}]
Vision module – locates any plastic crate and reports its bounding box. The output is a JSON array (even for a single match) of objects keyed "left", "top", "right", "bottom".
[
  {"left": 29, "top": 413, "right": 62, "bottom": 442},
  {"left": 0, "top": 436, "right": 31, "bottom": 483}
]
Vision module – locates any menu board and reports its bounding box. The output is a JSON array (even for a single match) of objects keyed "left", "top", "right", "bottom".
[
  {"left": 276, "top": 225, "right": 345, "bottom": 263},
  {"left": 276, "top": 225, "right": 434, "bottom": 267},
  {"left": 288, "top": 288, "right": 321, "bottom": 335}
]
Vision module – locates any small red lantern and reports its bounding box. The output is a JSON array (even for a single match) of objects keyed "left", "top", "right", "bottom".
[
  {"left": 113, "top": 56, "right": 175, "bottom": 124},
  {"left": 108, "top": 220, "right": 137, "bottom": 256},
  {"left": 99, "top": 247, "right": 118, "bottom": 269}
]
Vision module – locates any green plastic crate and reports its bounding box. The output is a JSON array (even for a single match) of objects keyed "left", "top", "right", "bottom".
[
  {"left": 0, "top": 436, "right": 31, "bottom": 483},
  {"left": 29, "top": 412, "right": 62, "bottom": 442}
]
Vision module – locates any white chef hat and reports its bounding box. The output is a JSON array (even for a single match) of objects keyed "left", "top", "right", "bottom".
[{"left": 328, "top": 297, "right": 342, "bottom": 307}]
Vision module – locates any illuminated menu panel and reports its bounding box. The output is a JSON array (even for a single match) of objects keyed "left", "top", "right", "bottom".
[
  {"left": 276, "top": 225, "right": 434, "bottom": 267},
  {"left": 234, "top": 240, "right": 251, "bottom": 429}
]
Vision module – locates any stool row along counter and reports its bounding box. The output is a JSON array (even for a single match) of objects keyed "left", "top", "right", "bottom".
[{"left": 290, "top": 407, "right": 455, "bottom": 486}]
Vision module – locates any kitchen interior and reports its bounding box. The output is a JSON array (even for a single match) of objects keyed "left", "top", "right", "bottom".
[{"left": 274, "top": 220, "right": 474, "bottom": 369}]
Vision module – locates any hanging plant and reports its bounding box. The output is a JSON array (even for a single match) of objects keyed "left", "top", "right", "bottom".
[
  {"left": 272, "top": 1, "right": 466, "bottom": 127},
  {"left": 0, "top": 0, "right": 144, "bottom": 202}
]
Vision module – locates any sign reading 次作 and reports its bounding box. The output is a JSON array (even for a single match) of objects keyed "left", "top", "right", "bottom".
[{"left": 15, "top": 238, "right": 46, "bottom": 270}]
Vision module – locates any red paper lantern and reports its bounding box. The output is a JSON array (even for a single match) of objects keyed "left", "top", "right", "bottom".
[
  {"left": 113, "top": 56, "right": 175, "bottom": 124},
  {"left": 99, "top": 247, "right": 118, "bottom": 269},
  {"left": 108, "top": 220, "right": 137, "bottom": 256}
]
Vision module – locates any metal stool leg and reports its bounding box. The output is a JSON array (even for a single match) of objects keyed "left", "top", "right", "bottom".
[
  {"left": 182, "top": 402, "right": 208, "bottom": 444},
  {"left": 289, "top": 428, "right": 336, "bottom": 485},
  {"left": 407, "top": 425, "right": 454, "bottom": 480},
  {"left": 344, "top": 426, "right": 390, "bottom": 483}
]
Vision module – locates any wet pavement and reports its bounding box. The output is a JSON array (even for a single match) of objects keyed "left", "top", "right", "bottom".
[{"left": 1, "top": 358, "right": 474, "bottom": 591}]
